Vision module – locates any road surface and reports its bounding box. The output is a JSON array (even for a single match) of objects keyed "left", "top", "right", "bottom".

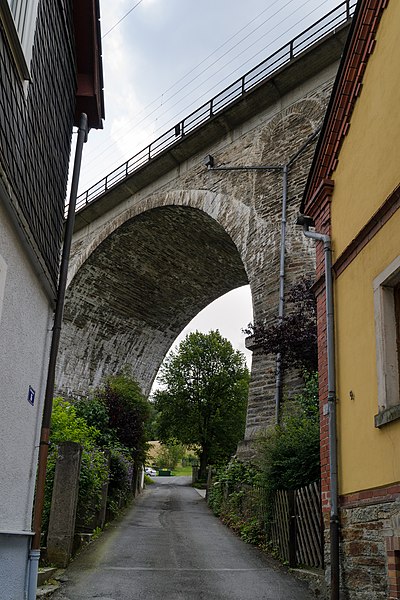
[{"left": 52, "top": 476, "right": 312, "bottom": 599}]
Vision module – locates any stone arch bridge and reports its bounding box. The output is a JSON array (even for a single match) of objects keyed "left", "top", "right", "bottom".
[{"left": 56, "top": 5, "right": 352, "bottom": 448}]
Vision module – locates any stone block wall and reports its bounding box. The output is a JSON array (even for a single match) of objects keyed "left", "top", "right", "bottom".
[{"left": 339, "top": 486, "right": 400, "bottom": 600}]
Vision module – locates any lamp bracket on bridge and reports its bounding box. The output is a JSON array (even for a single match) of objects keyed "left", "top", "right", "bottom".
[{"left": 204, "top": 154, "right": 282, "bottom": 172}]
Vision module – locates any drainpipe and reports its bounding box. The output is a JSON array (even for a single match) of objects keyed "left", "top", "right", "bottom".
[
  {"left": 298, "top": 214, "right": 339, "bottom": 600},
  {"left": 273, "top": 126, "right": 322, "bottom": 422},
  {"left": 205, "top": 127, "right": 322, "bottom": 424},
  {"left": 274, "top": 164, "right": 288, "bottom": 423},
  {"left": 28, "top": 114, "right": 88, "bottom": 600}
]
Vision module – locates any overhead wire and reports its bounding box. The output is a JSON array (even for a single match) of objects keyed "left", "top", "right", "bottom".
[
  {"left": 81, "top": 0, "right": 338, "bottom": 190},
  {"left": 82, "top": 0, "right": 333, "bottom": 188},
  {"left": 87, "top": 0, "right": 319, "bottom": 170},
  {"left": 102, "top": 0, "right": 144, "bottom": 38},
  {"left": 83, "top": 0, "right": 291, "bottom": 172}
]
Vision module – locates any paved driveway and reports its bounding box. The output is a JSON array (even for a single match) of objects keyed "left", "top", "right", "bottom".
[{"left": 52, "top": 476, "right": 312, "bottom": 599}]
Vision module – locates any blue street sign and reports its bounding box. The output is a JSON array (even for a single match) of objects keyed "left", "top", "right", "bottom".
[{"left": 28, "top": 386, "right": 35, "bottom": 406}]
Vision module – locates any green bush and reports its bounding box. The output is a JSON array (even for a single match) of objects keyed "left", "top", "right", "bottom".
[
  {"left": 43, "top": 398, "right": 108, "bottom": 536},
  {"left": 208, "top": 458, "right": 266, "bottom": 546},
  {"left": 208, "top": 373, "right": 320, "bottom": 552},
  {"left": 208, "top": 458, "right": 260, "bottom": 515},
  {"left": 156, "top": 442, "right": 185, "bottom": 470},
  {"left": 256, "top": 371, "right": 320, "bottom": 493},
  {"left": 74, "top": 373, "right": 153, "bottom": 517},
  {"left": 76, "top": 448, "right": 109, "bottom": 528},
  {"left": 96, "top": 372, "right": 150, "bottom": 466},
  {"left": 74, "top": 396, "right": 116, "bottom": 447},
  {"left": 106, "top": 447, "right": 134, "bottom": 517}
]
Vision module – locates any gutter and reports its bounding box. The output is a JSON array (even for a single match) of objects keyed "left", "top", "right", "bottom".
[{"left": 297, "top": 213, "right": 339, "bottom": 600}]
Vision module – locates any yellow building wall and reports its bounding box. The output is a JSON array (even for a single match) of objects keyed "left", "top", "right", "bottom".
[
  {"left": 335, "top": 211, "right": 400, "bottom": 495},
  {"left": 331, "top": 2, "right": 400, "bottom": 258}
]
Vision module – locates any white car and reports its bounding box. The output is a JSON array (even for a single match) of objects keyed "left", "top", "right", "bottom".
[{"left": 145, "top": 467, "right": 157, "bottom": 477}]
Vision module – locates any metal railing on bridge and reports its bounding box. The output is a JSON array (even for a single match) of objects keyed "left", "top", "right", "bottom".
[{"left": 74, "top": 0, "right": 356, "bottom": 213}]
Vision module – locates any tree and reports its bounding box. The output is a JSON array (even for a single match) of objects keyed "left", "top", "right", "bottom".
[
  {"left": 75, "top": 372, "right": 150, "bottom": 466},
  {"left": 96, "top": 372, "right": 151, "bottom": 467},
  {"left": 244, "top": 277, "right": 317, "bottom": 373},
  {"left": 155, "top": 442, "right": 186, "bottom": 470},
  {"left": 154, "top": 330, "right": 249, "bottom": 479}
]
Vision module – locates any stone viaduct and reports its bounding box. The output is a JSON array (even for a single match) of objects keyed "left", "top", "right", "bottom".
[{"left": 56, "top": 6, "right": 352, "bottom": 449}]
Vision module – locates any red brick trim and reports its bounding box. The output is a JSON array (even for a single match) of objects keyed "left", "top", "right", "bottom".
[
  {"left": 303, "top": 0, "right": 388, "bottom": 215},
  {"left": 332, "top": 183, "right": 400, "bottom": 278},
  {"left": 386, "top": 545, "right": 400, "bottom": 600},
  {"left": 340, "top": 482, "right": 400, "bottom": 509},
  {"left": 305, "top": 179, "right": 334, "bottom": 222}
]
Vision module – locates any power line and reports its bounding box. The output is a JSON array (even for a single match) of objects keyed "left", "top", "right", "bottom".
[
  {"left": 81, "top": 1, "right": 338, "bottom": 189},
  {"left": 83, "top": 0, "right": 306, "bottom": 173},
  {"left": 102, "top": 0, "right": 144, "bottom": 39}
]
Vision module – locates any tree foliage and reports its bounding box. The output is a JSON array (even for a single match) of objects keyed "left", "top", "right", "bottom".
[
  {"left": 207, "top": 373, "right": 320, "bottom": 543},
  {"left": 154, "top": 330, "right": 249, "bottom": 479},
  {"left": 255, "top": 371, "right": 320, "bottom": 493},
  {"left": 65, "top": 373, "right": 150, "bottom": 522},
  {"left": 155, "top": 441, "right": 186, "bottom": 470},
  {"left": 44, "top": 398, "right": 108, "bottom": 536},
  {"left": 244, "top": 277, "right": 317, "bottom": 372},
  {"left": 83, "top": 372, "right": 151, "bottom": 466}
]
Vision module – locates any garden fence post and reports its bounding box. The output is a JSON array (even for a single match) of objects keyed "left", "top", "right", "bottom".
[
  {"left": 288, "top": 489, "right": 297, "bottom": 568},
  {"left": 47, "top": 442, "right": 82, "bottom": 567}
]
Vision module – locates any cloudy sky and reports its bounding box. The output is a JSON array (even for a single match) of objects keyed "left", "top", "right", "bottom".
[{"left": 74, "top": 0, "right": 346, "bottom": 371}]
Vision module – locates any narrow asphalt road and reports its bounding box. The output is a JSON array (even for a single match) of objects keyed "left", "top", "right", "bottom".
[{"left": 52, "top": 476, "right": 312, "bottom": 600}]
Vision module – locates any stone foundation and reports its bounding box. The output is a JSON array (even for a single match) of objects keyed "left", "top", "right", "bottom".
[{"left": 325, "top": 485, "right": 400, "bottom": 600}]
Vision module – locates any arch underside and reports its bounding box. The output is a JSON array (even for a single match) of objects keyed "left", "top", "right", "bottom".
[{"left": 57, "top": 205, "right": 249, "bottom": 396}]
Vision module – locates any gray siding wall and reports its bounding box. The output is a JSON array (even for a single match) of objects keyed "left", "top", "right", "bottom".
[{"left": 0, "top": 0, "right": 76, "bottom": 291}]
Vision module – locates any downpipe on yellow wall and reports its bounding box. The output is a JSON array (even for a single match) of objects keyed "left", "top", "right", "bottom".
[{"left": 297, "top": 214, "right": 339, "bottom": 600}]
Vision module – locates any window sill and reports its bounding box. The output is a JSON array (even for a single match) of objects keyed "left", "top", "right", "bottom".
[{"left": 374, "top": 404, "right": 400, "bottom": 428}]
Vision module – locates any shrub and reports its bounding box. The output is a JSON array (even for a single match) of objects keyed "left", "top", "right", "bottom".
[
  {"left": 208, "top": 374, "right": 320, "bottom": 549},
  {"left": 155, "top": 442, "right": 185, "bottom": 470},
  {"left": 106, "top": 447, "right": 134, "bottom": 517},
  {"left": 208, "top": 458, "right": 260, "bottom": 516},
  {"left": 208, "top": 458, "right": 266, "bottom": 546},
  {"left": 255, "top": 372, "right": 320, "bottom": 516},
  {"left": 43, "top": 398, "right": 108, "bottom": 536},
  {"left": 96, "top": 372, "right": 150, "bottom": 467}
]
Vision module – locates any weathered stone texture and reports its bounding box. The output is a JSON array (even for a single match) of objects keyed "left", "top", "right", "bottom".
[
  {"left": 47, "top": 442, "right": 83, "bottom": 568},
  {"left": 319, "top": 498, "right": 400, "bottom": 600},
  {"left": 57, "top": 63, "right": 338, "bottom": 442}
]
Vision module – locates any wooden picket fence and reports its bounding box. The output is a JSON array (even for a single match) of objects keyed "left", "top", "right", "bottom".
[{"left": 270, "top": 481, "right": 323, "bottom": 568}]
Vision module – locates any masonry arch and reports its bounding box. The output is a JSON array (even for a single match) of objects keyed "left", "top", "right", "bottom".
[{"left": 57, "top": 198, "right": 258, "bottom": 398}]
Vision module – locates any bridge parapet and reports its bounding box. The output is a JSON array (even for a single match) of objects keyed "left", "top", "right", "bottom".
[{"left": 73, "top": 0, "right": 355, "bottom": 215}]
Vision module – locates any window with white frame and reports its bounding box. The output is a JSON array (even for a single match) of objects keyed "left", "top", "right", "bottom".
[
  {"left": 374, "top": 255, "right": 400, "bottom": 427},
  {"left": 0, "top": 0, "right": 40, "bottom": 79}
]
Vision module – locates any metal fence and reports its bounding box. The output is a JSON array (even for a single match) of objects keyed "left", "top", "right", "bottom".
[{"left": 74, "top": 0, "right": 356, "bottom": 212}]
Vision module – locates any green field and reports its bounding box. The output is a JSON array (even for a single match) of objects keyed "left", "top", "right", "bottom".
[{"left": 171, "top": 465, "right": 193, "bottom": 476}]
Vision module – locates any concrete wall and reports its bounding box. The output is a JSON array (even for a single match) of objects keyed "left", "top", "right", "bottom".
[
  {"left": 0, "top": 201, "right": 52, "bottom": 530},
  {"left": 0, "top": 532, "right": 32, "bottom": 600},
  {"left": 57, "top": 63, "right": 339, "bottom": 443},
  {"left": 0, "top": 200, "right": 52, "bottom": 596}
]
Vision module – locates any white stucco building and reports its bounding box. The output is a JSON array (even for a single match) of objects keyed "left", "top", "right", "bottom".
[{"left": 0, "top": 1, "right": 104, "bottom": 597}]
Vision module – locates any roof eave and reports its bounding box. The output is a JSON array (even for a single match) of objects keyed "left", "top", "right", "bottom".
[{"left": 73, "top": 0, "right": 105, "bottom": 130}]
